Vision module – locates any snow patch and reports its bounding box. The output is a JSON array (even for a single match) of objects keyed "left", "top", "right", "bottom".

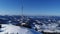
[{"left": 0, "top": 24, "right": 42, "bottom": 34}]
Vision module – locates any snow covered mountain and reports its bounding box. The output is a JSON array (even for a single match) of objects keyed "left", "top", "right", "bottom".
[{"left": 0, "top": 24, "right": 42, "bottom": 34}]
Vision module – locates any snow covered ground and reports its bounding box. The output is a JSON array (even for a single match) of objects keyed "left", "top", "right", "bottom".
[{"left": 0, "top": 24, "right": 42, "bottom": 34}]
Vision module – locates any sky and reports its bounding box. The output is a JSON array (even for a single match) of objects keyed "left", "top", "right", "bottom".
[{"left": 0, "top": 0, "right": 60, "bottom": 16}]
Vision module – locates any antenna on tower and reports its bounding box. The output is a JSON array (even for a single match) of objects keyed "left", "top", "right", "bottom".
[
  {"left": 21, "top": 0, "right": 23, "bottom": 17},
  {"left": 20, "top": 0, "right": 31, "bottom": 28},
  {"left": 20, "top": 0, "right": 24, "bottom": 23}
]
